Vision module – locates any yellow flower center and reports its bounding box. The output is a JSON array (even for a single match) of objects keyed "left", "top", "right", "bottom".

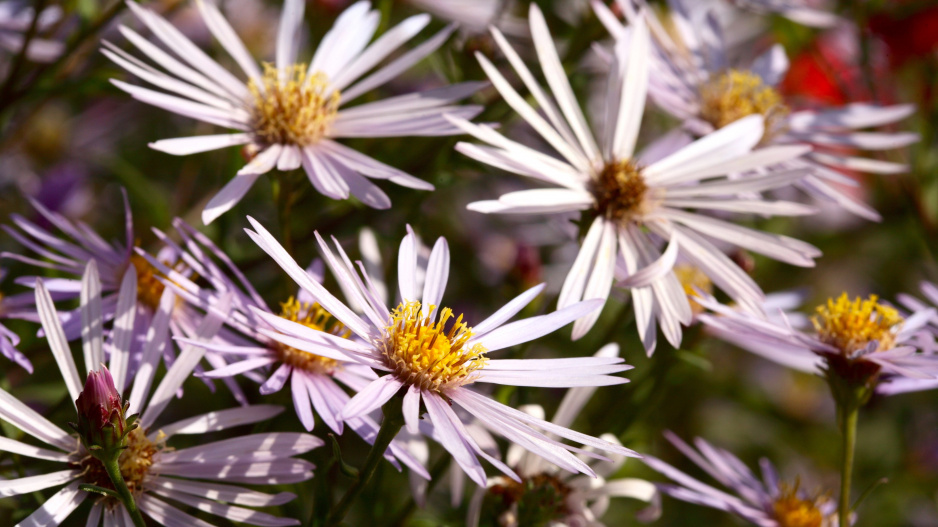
[
  {"left": 772, "top": 484, "right": 825, "bottom": 527},
  {"left": 699, "top": 69, "right": 789, "bottom": 143},
  {"left": 248, "top": 63, "right": 341, "bottom": 147},
  {"left": 812, "top": 293, "right": 903, "bottom": 355},
  {"left": 593, "top": 160, "right": 649, "bottom": 222},
  {"left": 78, "top": 427, "right": 165, "bottom": 498},
  {"left": 276, "top": 297, "right": 348, "bottom": 375},
  {"left": 129, "top": 253, "right": 168, "bottom": 311},
  {"left": 382, "top": 301, "right": 488, "bottom": 393},
  {"left": 674, "top": 264, "right": 712, "bottom": 315}
]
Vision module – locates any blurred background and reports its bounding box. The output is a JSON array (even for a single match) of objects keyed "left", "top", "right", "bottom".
[{"left": 0, "top": 0, "right": 936, "bottom": 525}]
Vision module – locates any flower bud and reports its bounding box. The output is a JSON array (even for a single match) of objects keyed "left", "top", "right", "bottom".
[{"left": 70, "top": 366, "right": 137, "bottom": 459}]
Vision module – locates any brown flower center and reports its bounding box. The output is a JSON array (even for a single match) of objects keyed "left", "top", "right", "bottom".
[{"left": 592, "top": 160, "right": 649, "bottom": 222}]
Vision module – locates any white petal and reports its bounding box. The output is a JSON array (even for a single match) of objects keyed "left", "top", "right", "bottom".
[
  {"left": 35, "top": 279, "right": 82, "bottom": 405},
  {"left": 150, "top": 133, "right": 253, "bottom": 156},
  {"left": 421, "top": 237, "right": 450, "bottom": 319},
  {"left": 340, "top": 375, "right": 403, "bottom": 421},
  {"left": 202, "top": 171, "right": 263, "bottom": 225},
  {"left": 472, "top": 299, "right": 604, "bottom": 351},
  {"left": 79, "top": 260, "right": 104, "bottom": 373}
]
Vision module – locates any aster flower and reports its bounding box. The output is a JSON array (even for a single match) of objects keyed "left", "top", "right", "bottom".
[
  {"left": 644, "top": 431, "right": 843, "bottom": 526},
  {"left": 451, "top": 4, "right": 819, "bottom": 352},
  {"left": 601, "top": 0, "right": 918, "bottom": 221},
  {"left": 245, "top": 217, "right": 637, "bottom": 487},
  {"left": 139, "top": 218, "right": 428, "bottom": 478},
  {"left": 105, "top": 0, "right": 483, "bottom": 224},
  {"left": 0, "top": 195, "right": 247, "bottom": 399},
  {"left": 0, "top": 1, "right": 64, "bottom": 62},
  {"left": 695, "top": 290, "right": 938, "bottom": 392},
  {"left": 466, "top": 343, "right": 659, "bottom": 527},
  {"left": 0, "top": 261, "right": 318, "bottom": 526}
]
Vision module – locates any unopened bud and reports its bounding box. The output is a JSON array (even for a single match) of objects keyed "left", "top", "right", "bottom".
[{"left": 70, "top": 366, "right": 137, "bottom": 459}]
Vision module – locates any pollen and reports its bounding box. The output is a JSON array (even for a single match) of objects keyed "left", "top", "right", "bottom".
[
  {"left": 275, "top": 297, "right": 348, "bottom": 375},
  {"left": 674, "top": 264, "right": 712, "bottom": 315},
  {"left": 593, "top": 159, "right": 649, "bottom": 222},
  {"left": 382, "top": 301, "right": 488, "bottom": 393},
  {"left": 78, "top": 427, "right": 164, "bottom": 498},
  {"left": 812, "top": 293, "right": 903, "bottom": 355},
  {"left": 699, "top": 69, "right": 789, "bottom": 143},
  {"left": 772, "top": 482, "right": 824, "bottom": 527},
  {"left": 129, "top": 253, "right": 168, "bottom": 311},
  {"left": 248, "top": 63, "right": 340, "bottom": 147}
]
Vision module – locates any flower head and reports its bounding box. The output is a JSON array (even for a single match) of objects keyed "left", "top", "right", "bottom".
[
  {"left": 106, "top": 0, "right": 484, "bottom": 224},
  {"left": 644, "top": 432, "right": 842, "bottom": 526},
  {"left": 245, "top": 217, "right": 637, "bottom": 487},
  {"left": 452, "top": 3, "right": 819, "bottom": 353},
  {"left": 695, "top": 289, "right": 938, "bottom": 392},
  {"left": 0, "top": 260, "right": 318, "bottom": 525}
]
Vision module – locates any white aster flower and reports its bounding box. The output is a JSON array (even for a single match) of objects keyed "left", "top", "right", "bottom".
[
  {"left": 244, "top": 217, "right": 637, "bottom": 487},
  {"left": 105, "top": 0, "right": 483, "bottom": 224},
  {"left": 452, "top": 4, "right": 818, "bottom": 352},
  {"left": 465, "top": 343, "right": 660, "bottom": 527},
  {"left": 0, "top": 1, "right": 64, "bottom": 62},
  {"left": 1, "top": 198, "right": 248, "bottom": 400},
  {"left": 696, "top": 290, "right": 938, "bottom": 390},
  {"left": 141, "top": 219, "right": 429, "bottom": 478},
  {"left": 644, "top": 431, "right": 843, "bottom": 526},
  {"left": 0, "top": 261, "right": 319, "bottom": 526},
  {"left": 600, "top": 0, "right": 918, "bottom": 221}
]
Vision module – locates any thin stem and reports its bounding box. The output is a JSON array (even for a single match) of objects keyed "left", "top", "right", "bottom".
[
  {"left": 838, "top": 404, "right": 859, "bottom": 527},
  {"left": 0, "top": 0, "right": 47, "bottom": 106},
  {"left": 102, "top": 457, "right": 146, "bottom": 527},
  {"left": 327, "top": 397, "right": 404, "bottom": 526}
]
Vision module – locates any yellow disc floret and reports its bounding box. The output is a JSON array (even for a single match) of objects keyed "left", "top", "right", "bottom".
[
  {"left": 699, "top": 69, "right": 789, "bottom": 143},
  {"left": 248, "top": 63, "right": 340, "bottom": 147},
  {"left": 129, "top": 253, "right": 168, "bottom": 311},
  {"left": 593, "top": 159, "right": 650, "bottom": 222},
  {"left": 812, "top": 293, "right": 903, "bottom": 355},
  {"left": 772, "top": 482, "right": 825, "bottom": 527},
  {"left": 382, "top": 301, "right": 488, "bottom": 393},
  {"left": 276, "top": 297, "right": 349, "bottom": 375}
]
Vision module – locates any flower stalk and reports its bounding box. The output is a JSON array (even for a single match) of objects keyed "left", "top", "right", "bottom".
[
  {"left": 838, "top": 403, "right": 858, "bottom": 527},
  {"left": 327, "top": 393, "right": 405, "bottom": 526},
  {"left": 69, "top": 367, "right": 146, "bottom": 527}
]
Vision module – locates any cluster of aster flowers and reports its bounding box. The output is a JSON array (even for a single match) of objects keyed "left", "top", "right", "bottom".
[{"left": 0, "top": 0, "right": 934, "bottom": 525}]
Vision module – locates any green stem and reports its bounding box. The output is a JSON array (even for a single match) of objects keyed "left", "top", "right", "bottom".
[
  {"left": 838, "top": 404, "right": 859, "bottom": 527},
  {"left": 102, "top": 457, "right": 146, "bottom": 527},
  {"left": 327, "top": 397, "right": 404, "bottom": 526}
]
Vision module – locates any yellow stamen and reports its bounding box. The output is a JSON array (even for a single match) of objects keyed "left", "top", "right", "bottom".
[
  {"left": 812, "top": 293, "right": 903, "bottom": 355},
  {"left": 593, "top": 159, "right": 649, "bottom": 222},
  {"left": 382, "top": 301, "right": 487, "bottom": 393},
  {"left": 699, "top": 69, "right": 789, "bottom": 143},
  {"left": 276, "top": 297, "right": 348, "bottom": 375},
  {"left": 79, "top": 427, "right": 165, "bottom": 497},
  {"left": 772, "top": 482, "right": 825, "bottom": 527},
  {"left": 248, "top": 63, "right": 340, "bottom": 147},
  {"left": 674, "top": 264, "right": 712, "bottom": 316}
]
